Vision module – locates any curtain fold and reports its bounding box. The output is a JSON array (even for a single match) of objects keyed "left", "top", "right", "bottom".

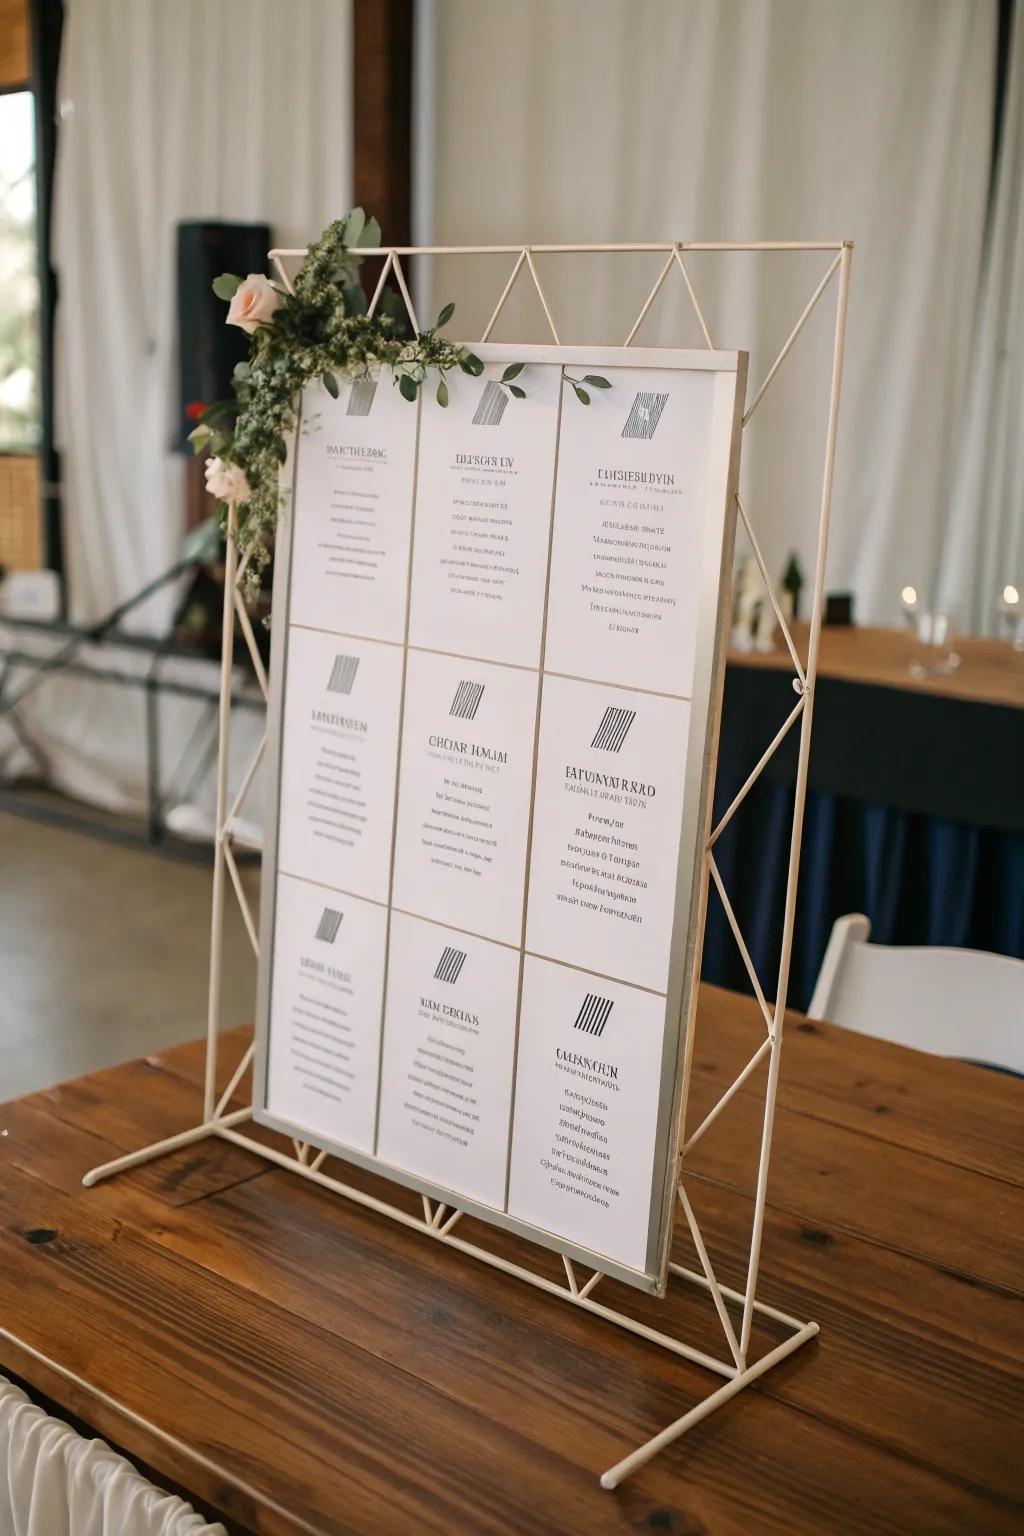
[
  {"left": 425, "top": 0, "right": 996, "bottom": 625},
  {"left": 938, "top": 2, "right": 1024, "bottom": 631},
  {"left": 0, "top": 1377, "right": 225, "bottom": 1536}
]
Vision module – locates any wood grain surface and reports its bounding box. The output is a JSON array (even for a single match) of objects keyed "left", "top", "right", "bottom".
[
  {"left": 730, "top": 621, "right": 1024, "bottom": 710},
  {"left": 1, "top": 984, "right": 1021, "bottom": 1534}
]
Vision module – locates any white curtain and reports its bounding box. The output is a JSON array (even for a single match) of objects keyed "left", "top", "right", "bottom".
[
  {"left": 420, "top": 0, "right": 996, "bottom": 625},
  {"left": 938, "top": 2, "right": 1023, "bottom": 631},
  {"left": 0, "top": 1377, "right": 225, "bottom": 1536},
  {"left": 1, "top": 0, "right": 353, "bottom": 818},
  {"left": 54, "top": 0, "right": 354, "bottom": 626}
]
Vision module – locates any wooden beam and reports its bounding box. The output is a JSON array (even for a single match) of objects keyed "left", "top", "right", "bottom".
[{"left": 352, "top": 0, "right": 413, "bottom": 248}]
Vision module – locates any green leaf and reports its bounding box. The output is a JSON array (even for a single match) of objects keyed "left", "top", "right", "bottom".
[
  {"left": 357, "top": 216, "right": 381, "bottom": 248},
  {"left": 460, "top": 352, "right": 484, "bottom": 377},
  {"left": 212, "top": 273, "right": 242, "bottom": 300},
  {"left": 187, "top": 424, "right": 212, "bottom": 455},
  {"left": 583, "top": 374, "right": 611, "bottom": 388},
  {"left": 232, "top": 361, "right": 251, "bottom": 381},
  {"left": 501, "top": 362, "right": 524, "bottom": 382},
  {"left": 343, "top": 283, "right": 368, "bottom": 316},
  {"left": 508, "top": 384, "right": 526, "bottom": 399},
  {"left": 345, "top": 207, "right": 366, "bottom": 246},
  {"left": 321, "top": 371, "right": 339, "bottom": 399},
  {"left": 573, "top": 385, "right": 591, "bottom": 405},
  {"left": 436, "top": 377, "right": 449, "bottom": 408},
  {"left": 399, "top": 372, "right": 419, "bottom": 402},
  {"left": 436, "top": 302, "right": 455, "bottom": 329}
]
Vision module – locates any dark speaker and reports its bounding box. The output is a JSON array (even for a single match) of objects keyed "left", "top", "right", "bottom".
[{"left": 176, "top": 220, "right": 272, "bottom": 449}]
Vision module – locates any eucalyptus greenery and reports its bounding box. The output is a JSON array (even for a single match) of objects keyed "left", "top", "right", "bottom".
[{"left": 189, "top": 208, "right": 608, "bottom": 592}]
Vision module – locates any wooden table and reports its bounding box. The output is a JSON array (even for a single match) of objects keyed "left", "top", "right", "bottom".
[
  {"left": 730, "top": 621, "right": 1024, "bottom": 710},
  {"left": 1, "top": 985, "right": 1022, "bottom": 1534}
]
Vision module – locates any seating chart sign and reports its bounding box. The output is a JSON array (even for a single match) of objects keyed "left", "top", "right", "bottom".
[{"left": 254, "top": 343, "right": 746, "bottom": 1293}]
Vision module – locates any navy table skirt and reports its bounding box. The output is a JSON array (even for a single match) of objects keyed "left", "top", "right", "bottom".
[{"left": 701, "top": 662, "right": 1024, "bottom": 1012}]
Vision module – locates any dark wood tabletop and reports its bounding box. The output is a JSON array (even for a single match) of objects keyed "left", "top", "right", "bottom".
[{"left": 1, "top": 984, "right": 1022, "bottom": 1534}]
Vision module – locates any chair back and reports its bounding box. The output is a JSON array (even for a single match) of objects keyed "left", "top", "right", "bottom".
[{"left": 807, "top": 914, "right": 1024, "bottom": 1074}]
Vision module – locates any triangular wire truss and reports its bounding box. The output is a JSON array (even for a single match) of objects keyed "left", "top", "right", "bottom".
[{"left": 85, "top": 238, "right": 852, "bottom": 1492}]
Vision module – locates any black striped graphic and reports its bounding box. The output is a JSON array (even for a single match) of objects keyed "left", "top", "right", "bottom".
[
  {"left": 472, "top": 379, "right": 509, "bottom": 427},
  {"left": 574, "top": 993, "right": 614, "bottom": 1037},
  {"left": 622, "top": 390, "right": 669, "bottom": 439},
  {"left": 450, "top": 680, "right": 485, "bottom": 720},
  {"left": 591, "top": 706, "right": 636, "bottom": 752},
  {"left": 347, "top": 378, "right": 378, "bottom": 416},
  {"left": 326, "top": 654, "right": 360, "bottom": 695},
  {"left": 315, "top": 907, "right": 344, "bottom": 943},
  {"left": 434, "top": 946, "right": 467, "bottom": 984}
]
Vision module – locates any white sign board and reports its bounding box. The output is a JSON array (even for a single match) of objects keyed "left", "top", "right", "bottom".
[{"left": 254, "top": 343, "right": 746, "bottom": 1293}]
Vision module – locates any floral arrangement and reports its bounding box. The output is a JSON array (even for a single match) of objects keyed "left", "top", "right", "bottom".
[{"left": 189, "top": 208, "right": 608, "bottom": 592}]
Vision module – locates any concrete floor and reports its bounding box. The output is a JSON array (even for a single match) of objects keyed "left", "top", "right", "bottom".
[{"left": 0, "top": 811, "right": 258, "bottom": 1100}]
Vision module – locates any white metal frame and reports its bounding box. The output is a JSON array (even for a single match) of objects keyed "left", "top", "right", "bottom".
[{"left": 83, "top": 238, "right": 852, "bottom": 1492}]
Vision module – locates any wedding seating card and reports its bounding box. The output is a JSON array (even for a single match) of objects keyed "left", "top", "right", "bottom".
[
  {"left": 257, "top": 343, "right": 744, "bottom": 1293},
  {"left": 276, "top": 626, "right": 404, "bottom": 902},
  {"left": 409, "top": 363, "right": 561, "bottom": 667},
  {"left": 265, "top": 874, "right": 388, "bottom": 1153},
  {"left": 525, "top": 674, "right": 690, "bottom": 992},
  {"left": 506, "top": 955, "right": 666, "bottom": 1271},
  {"left": 545, "top": 367, "right": 716, "bottom": 698},
  {"left": 288, "top": 374, "right": 417, "bottom": 643},
  {"left": 376, "top": 912, "right": 520, "bottom": 1208},
  {"left": 392, "top": 648, "right": 539, "bottom": 945}
]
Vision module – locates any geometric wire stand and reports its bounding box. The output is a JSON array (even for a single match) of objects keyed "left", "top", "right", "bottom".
[{"left": 84, "top": 237, "right": 853, "bottom": 1490}]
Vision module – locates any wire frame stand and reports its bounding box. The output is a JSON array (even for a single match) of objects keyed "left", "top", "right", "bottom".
[{"left": 84, "top": 238, "right": 852, "bottom": 1490}]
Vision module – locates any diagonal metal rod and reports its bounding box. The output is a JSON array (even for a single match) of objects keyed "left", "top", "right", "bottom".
[
  {"left": 707, "top": 855, "right": 775, "bottom": 1035},
  {"left": 213, "top": 1040, "right": 255, "bottom": 1121},
  {"left": 709, "top": 695, "right": 805, "bottom": 848},
  {"left": 525, "top": 249, "right": 561, "bottom": 343},
  {"left": 673, "top": 247, "right": 714, "bottom": 348},
  {"left": 743, "top": 253, "right": 841, "bottom": 425},
  {"left": 735, "top": 493, "right": 806, "bottom": 687},
  {"left": 480, "top": 249, "right": 527, "bottom": 341},
  {"left": 677, "top": 1185, "right": 744, "bottom": 1368},
  {"left": 623, "top": 251, "right": 675, "bottom": 346},
  {"left": 682, "top": 1038, "right": 772, "bottom": 1157}
]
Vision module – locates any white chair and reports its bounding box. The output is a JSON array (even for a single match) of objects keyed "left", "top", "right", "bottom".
[{"left": 807, "top": 914, "right": 1024, "bottom": 1075}]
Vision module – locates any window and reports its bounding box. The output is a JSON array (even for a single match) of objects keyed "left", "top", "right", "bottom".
[{"left": 0, "top": 89, "right": 40, "bottom": 452}]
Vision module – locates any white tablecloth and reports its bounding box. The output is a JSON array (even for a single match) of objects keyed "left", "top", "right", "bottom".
[{"left": 0, "top": 1378, "right": 225, "bottom": 1536}]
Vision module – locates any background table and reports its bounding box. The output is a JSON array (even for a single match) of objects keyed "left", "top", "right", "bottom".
[
  {"left": 1, "top": 986, "right": 1022, "bottom": 1533},
  {"left": 706, "top": 624, "right": 1024, "bottom": 1009}
]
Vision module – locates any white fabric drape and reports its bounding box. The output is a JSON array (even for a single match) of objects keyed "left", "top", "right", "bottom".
[
  {"left": 938, "top": 3, "right": 1023, "bottom": 631},
  {"left": 0, "top": 1378, "right": 225, "bottom": 1536},
  {"left": 421, "top": 0, "right": 996, "bottom": 625},
  {"left": 54, "top": 0, "right": 354, "bottom": 627},
  {"left": 4, "top": 0, "right": 353, "bottom": 817}
]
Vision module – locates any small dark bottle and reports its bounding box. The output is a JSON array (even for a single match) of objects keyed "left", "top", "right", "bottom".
[{"left": 782, "top": 552, "right": 804, "bottom": 621}]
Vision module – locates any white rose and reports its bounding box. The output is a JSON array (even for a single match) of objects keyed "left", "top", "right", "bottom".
[
  {"left": 204, "top": 456, "right": 251, "bottom": 505},
  {"left": 226, "top": 274, "right": 281, "bottom": 334}
]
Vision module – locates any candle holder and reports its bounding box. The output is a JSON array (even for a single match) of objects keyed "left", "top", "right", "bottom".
[
  {"left": 900, "top": 586, "right": 962, "bottom": 678},
  {"left": 996, "top": 584, "right": 1024, "bottom": 650}
]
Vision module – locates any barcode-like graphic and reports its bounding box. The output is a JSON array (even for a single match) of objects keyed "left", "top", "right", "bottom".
[
  {"left": 622, "top": 391, "right": 669, "bottom": 440},
  {"left": 326, "top": 654, "right": 360, "bottom": 695},
  {"left": 434, "top": 946, "right": 467, "bottom": 984},
  {"left": 574, "top": 993, "right": 614, "bottom": 1037},
  {"left": 472, "top": 380, "right": 509, "bottom": 427},
  {"left": 347, "top": 379, "right": 378, "bottom": 416},
  {"left": 591, "top": 706, "right": 636, "bottom": 752},
  {"left": 315, "top": 907, "right": 344, "bottom": 943},
  {"left": 450, "top": 680, "right": 485, "bottom": 720}
]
